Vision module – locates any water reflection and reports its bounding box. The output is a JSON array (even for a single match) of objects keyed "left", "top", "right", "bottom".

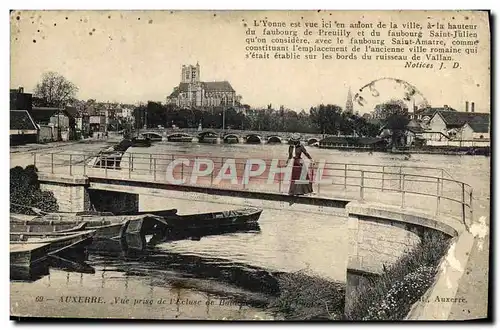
[
  {"left": 10, "top": 255, "right": 95, "bottom": 282},
  {"left": 10, "top": 262, "right": 50, "bottom": 282}
]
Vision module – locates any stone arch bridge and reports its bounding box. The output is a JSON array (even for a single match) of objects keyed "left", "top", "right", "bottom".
[{"left": 139, "top": 128, "right": 323, "bottom": 144}]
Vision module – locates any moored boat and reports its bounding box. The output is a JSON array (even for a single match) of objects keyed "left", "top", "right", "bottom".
[
  {"left": 10, "top": 211, "right": 173, "bottom": 252},
  {"left": 10, "top": 207, "right": 262, "bottom": 250},
  {"left": 149, "top": 207, "right": 263, "bottom": 243},
  {"left": 10, "top": 230, "right": 95, "bottom": 267}
]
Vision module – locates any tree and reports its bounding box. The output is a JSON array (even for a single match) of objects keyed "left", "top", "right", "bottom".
[
  {"left": 33, "top": 71, "right": 78, "bottom": 107},
  {"left": 310, "top": 104, "right": 343, "bottom": 135},
  {"left": 375, "top": 100, "right": 410, "bottom": 147},
  {"left": 133, "top": 103, "right": 147, "bottom": 129}
]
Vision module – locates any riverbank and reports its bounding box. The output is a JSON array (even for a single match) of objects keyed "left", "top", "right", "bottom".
[
  {"left": 316, "top": 146, "right": 490, "bottom": 156},
  {"left": 390, "top": 146, "right": 490, "bottom": 156}
]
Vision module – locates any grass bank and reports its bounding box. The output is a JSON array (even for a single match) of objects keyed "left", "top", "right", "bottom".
[
  {"left": 345, "top": 230, "right": 451, "bottom": 320},
  {"left": 269, "top": 270, "right": 345, "bottom": 320}
]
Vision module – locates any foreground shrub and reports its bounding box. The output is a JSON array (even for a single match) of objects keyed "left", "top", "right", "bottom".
[
  {"left": 10, "top": 165, "right": 59, "bottom": 214},
  {"left": 346, "top": 230, "right": 451, "bottom": 320}
]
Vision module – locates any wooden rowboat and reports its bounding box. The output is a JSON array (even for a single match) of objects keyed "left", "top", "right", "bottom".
[
  {"left": 149, "top": 207, "right": 263, "bottom": 243},
  {"left": 10, "top": 214, "right": 171, "bottom": 252},
  {"left": 10, "top": 207, "right": 263, "bottom": 251},
  {"left": 10, "top": 230, "right": 95, "bottom": 267}
]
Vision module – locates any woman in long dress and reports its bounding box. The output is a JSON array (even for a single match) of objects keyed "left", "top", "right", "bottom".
[{"left": 287, "top": 136, "right": 314, "bottom": 196}]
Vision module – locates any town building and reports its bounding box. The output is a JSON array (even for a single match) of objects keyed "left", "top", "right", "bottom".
[
  {"left": 167, "top": 63, "right": 237, "bottom": 109},
  {"left": 427, "top": 110, "right": 490, "bottom": 140},
  {"left": 30, "top": 107, "right": 77, "bottom": 141}
]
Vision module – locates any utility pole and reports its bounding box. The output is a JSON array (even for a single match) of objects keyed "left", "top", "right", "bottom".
[{"left": 57, "top": 109, "right": 61, "bottom": 141}]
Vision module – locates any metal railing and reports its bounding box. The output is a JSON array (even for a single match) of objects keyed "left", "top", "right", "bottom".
[{"left": 31, "top": 151, "right": 473, "bottom": 230}]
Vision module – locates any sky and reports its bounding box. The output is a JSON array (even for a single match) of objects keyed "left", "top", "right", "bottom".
[{"left": 10, "top": 10, "right": 491, "bottom": 113}]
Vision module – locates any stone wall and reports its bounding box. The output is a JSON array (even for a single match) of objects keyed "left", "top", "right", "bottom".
[
  {"left": 348, "top": 213, "right": 422, "bottom": 275},
  {"left": 344, "top": 201, "right": 460, "bottom": 317},
  {"left": 38, "top": 174, "right": 91, "bottom": 213}
]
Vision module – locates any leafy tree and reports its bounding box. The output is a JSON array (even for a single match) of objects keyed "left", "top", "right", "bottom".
[
  {"left": 375, "top": 100, "right": 410, "bottom": 147},
  {"left": 310, "top": 104, "right": 343, "bottom": 135},
  {"left": 33, "top": 71, "right": 78, "bottom": 107}
]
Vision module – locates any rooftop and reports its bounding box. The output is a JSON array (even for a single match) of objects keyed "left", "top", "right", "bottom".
[
  {"left": 10, "top": 110, "right": 37, "bottom": 131},
  {"left": 436, "top": 111, "right": 490, "bottom": 128}
]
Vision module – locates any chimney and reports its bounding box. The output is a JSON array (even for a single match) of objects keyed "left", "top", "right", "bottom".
[
  {"left": 443, "top": 104, "right": 448, "bottom": 109},
  {"left": 471, "top": 102, "right": 475, "bottom": 113},
  {"left": 18, "top": 86, "right": 24, "bottom": 93},
  {"left": 465, "top": 101, "right": 469, "bottom": 112}
]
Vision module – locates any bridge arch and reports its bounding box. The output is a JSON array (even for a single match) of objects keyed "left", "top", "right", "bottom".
[
  {"left": 223, "top": 134, "right": 240, "bottom": 144},
  {"left": 141, "top": 132, "right": 163, "bottom": 141},
  {"left": 267, "top": 135, "right": 282, "bottom": 144},
  {"left": 198, "top": 131, "right": 218, "bottom": 144},
  {"left": 245, "top": 134, "right": 262, "bottom": 144}
]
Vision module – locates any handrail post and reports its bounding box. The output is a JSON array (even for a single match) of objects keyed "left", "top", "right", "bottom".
[
  {"left": 51, "top": 153, "right": 54, "bottom": 174},
  {"left": 436, "top": 178, "right": 441, "bottom": 216},
  {"left": 360, "top": 170, "right": 364, "bottom": 201},
  {"left": 278, "top": 168, "right": 281, "bottom": 193},
  {"left": 344, "top": 164, "right": 347, "bottom": 190},
  {"left": 441, "top": 169, "right": 444, "bottom": 193},
  {"left": 149, "top": 154, "right": 152, "bottom": 173},
  {"left": 461, "top": 182, "right": 466, "bottom": 227},
  {"left": 128, "top": 154, "right": 132, "bottom": 179},
  {"left": 105, "top": 155, "right": 108, "bottom": 178},
  {"left": 315, "top": 162, "right": 320, "bottom": 195},
  {"left": 69, "top": 154, "right": 72, "bottom": 175},
  {"left": 181, "top": 161, "right": 184, "bottom": 183},
  {"left": 153, "top": 158, "right": 157, "bottom": 181},
  {"left": 33, "top": 153, "right": 36, "bottom": 168},
  {"left": 211, "top": 160, "right": 214, "bottom": 186},
  {"left": 381, "top": 166, "right": 385, "bottom": 191},
  {"left": 398, "top": 166, "right": 402, "bottom": 190},
  {"left": 469, "top": 190, "right": 473, "bottom": 226},
  {"left": 401, "top": 174, "right": 405, "bottom": 209},
  {"left": 83, "top": 154, "right": 87, "bottom": 176}
]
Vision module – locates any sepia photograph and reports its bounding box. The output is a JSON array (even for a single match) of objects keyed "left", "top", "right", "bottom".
[{"left": 8, "top": 9, "right": 491, "bottom": 321}]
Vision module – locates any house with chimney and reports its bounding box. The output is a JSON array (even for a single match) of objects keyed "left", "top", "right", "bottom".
[
  {"left": 10, "top": 87, "right": 32, "bottom": 111},
  {"left": 426, "top": 101, "right": 490, "bottom": 141}
]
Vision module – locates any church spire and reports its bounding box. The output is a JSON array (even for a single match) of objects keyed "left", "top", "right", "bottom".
[{"left": 345, "top": 87, "right": 354, "bottom": 113}]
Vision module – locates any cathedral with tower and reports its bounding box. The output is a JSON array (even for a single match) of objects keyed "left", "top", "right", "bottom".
[{"left": 167, "top": 63, "right": 239, "bottom": 109}]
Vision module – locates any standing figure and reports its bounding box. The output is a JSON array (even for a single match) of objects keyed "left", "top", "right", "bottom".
[{"left": 287, "top": 134, "right": 314, "bottom": 196}]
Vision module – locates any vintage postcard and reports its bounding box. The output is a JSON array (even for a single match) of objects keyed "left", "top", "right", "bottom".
[{"left": 9, "top": 10, "right": 490, "bottom": 321}]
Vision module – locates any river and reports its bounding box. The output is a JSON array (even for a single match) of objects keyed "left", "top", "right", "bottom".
[{"left": 10, "top": 141, "right": 490, "bottom": 320}]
